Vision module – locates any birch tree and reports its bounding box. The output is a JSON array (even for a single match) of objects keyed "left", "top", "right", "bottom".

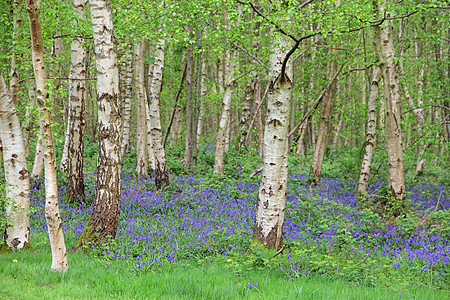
[
  {"left": 148, "top": 35, "right": 169, "bottom": 189},
  {"left": 358, "top": 66, "right": 381, "bottom": 196},
  {"left": 0, "top": 69, "right": 31, "bottom": 251},
  {"left": 77, "top": 0, "right": 122, "bottom": 247},
  {"left": 120, "top": 44, "right": 133, "bottom": 157},
  {"left": 26, "top": 0, "right": 68, "bottom": 271},
  {"left": 374, "top": 2, "right": 405, "bottom": 202},
  {"left": 134, "top": 42, "right": 148, "bottom": 176},
  {"left": 61, "top": 0, "right": 88, "bottom": 203},
  {"left": 252, "top": 0, "right": 294, "bottom": 249},
  {"left": 214, "top": 47, "right": 238, "bottom": 174}
]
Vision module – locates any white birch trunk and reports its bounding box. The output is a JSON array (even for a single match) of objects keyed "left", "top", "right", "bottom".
[
  {"left": 61, "top": 0, "right": 87, "bottom": 203},
  {"left": 77, "top": 0, "right": 121, "bottom": 247},
  {"left": 26, "top": 0, "right": 68, "bottom": 272},
  {"left": 358, "top": 66, "right": 381, "bottom": 196},
  {"left": 120, "top": 46, "right": 133, "bottom": 156},
  {"left": 214, "top": 49, "right": 237, "bottom": 174},
  {"left": 253, "top": 31, "right": 293, "bottom": 250},
  {"left": 149, "top": 36, "right": 169, "bottom": 189},
  {"left": 374, "top": 3, "right": 405, "bottom": 201},
  {"left": 0, "top": 70, "right": 31, "bottom": 251},
  {"left": 134, "top": 42, "right": 148, "bottom": 176}
]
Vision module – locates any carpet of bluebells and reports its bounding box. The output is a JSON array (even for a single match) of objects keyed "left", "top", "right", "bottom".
[{"left": 29, "top": 170, "right": 449, "bottom": 286}]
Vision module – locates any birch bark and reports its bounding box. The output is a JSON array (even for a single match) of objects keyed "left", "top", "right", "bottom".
[
  {"left": 77, "top": 0, "right": 121, "bottom": 246},
  {"left": 253, "top": 30, "right": 293, "bottom": 250},
  {"left": 120, "top": 45, "right": 133, "bottom": 156},
  {"left": 61, "top": 0, "right": 88, "bottom": 204},
  {"left": 374, "top": 3, "right": 405, "bottom": 201},
  {"left": 358, "top": 66, "right": 381, "bottom": 196},
  {"left": 134, "top": 42, "right": 148, "bottom": 176},
  {"left": 26, "top": 0, "right": 67, "bottom": 271},
  {"left": 148, "top": 36, "right": 169, "bottom": 189},
  {"left": 214, "top": 48, "right": 237, "bottom": 174},
  {"left": 0, "top": 70, "right": 31, "bottom": 251}
]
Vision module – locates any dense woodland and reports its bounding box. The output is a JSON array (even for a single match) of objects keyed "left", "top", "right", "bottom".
[{"left": 0, "top": 0, "right": 449, "bottom": 295}]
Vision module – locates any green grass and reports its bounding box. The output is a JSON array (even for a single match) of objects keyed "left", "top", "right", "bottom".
[{"left": 1, "top": 240, "right": 448, "bottom": 300}]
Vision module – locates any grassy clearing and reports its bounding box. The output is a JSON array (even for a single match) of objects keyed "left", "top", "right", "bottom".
[{"left": 0, "top": 240, "right": 448, "bottom": 300}]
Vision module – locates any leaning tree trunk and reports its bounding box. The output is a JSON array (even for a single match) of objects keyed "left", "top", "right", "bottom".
[
  {"left": 252, "top": 30, "right": 293, "bottom": 250},
  {"left": 26, "top": 0, "right": 67, "bottom": 272},
  {"left": 77, "top": 0, "right": 122, "bottom": 247},
  {"left": 358, "top": 66, "right": 381, "bottom": 196},
  {"left": 0, "top": 69, "right": 31, "bottom": 251},
  {"left": 148, "top": 36, "right": 169, "bottom": 189},
  {"left": 61, "top": 0, "right": 87, "bottom": 204},
  {"left": 374, "top": 3, "right": 405, "bottom": 202},
  {"left": 134, "top": 42, "right": 148, "bottom": 176},
  {"left": 214, "top": 48, "right": 237, "bottom": 174}
]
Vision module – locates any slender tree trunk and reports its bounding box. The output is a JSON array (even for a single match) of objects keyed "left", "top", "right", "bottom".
[
  {"left": 197, "top": 58, "right": 207, "bottom": 148},
  {"left": 254, "top": 76, "right": 264, "bottom": 156},
  {"left": 214, "top": 48, "right": 237, "bottom": 174},
  {"left": 77, "top": 0, "right": 121, "bottom": 247},
  {"left": 61, "top": 0, "right": 87, "bottom": 204},
  {"left": 26, "top": 0, "right": 67, "bottom": 272},
  {"left": 309, "top": 57, "right": 337, "bottom": 184},
  {"left": 120, "top": 43, "right": 133, "bottom": 157},
  {"left": 374, "top": 3, "right": 405, "bottom": 202},
  {"left": 0, "top": 69, "right": 31, "bottom": 251},
  {"left": 184, "top": 25, "right": 194, "bottom": 170},
  {"left": 31, "top": 129, "right": 44, "bottom": 177},
  {"left": 135, "top": 42, "right": 148, "bottom": 176},
  {"left": 253, "top": 28, "right": 293, "bottom": 250},
  {"left": 148, "top": 36, "right": 169, "bottom": 189},
  {"left": 10, "top": 0, "right": 23, "bottom": 106},
  {"left": 192, "top": 50, "right": 201, "bottom": 166},
  {"left": 163, "top": 63, "right": 187, "bottom": 148},
  {"left": 358, "top": 66, "right": 381, "bottom": 196},
  {"left": 170, "top": 105, "right": 183, "bottom": 147},
  {"left": 145, "top": 92, "right": 156, "bottom": 170},
  {"left": 238, "top": 79, "right": 254, "bottom": 151}
]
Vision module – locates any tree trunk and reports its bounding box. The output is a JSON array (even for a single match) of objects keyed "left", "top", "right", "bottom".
[
  {"left": 134, "top": 42, "right": 148, "bottom": 176},
  {"left": 61, "top": 0, "right": 87, "bottom": 204},
  {"left": 238, "top": 79, "right": 254, "bottom": 151},
  {"left": 0, "top": 69, "right": 31, "bottom": 251},
  {"left": 374, "top": 3, "right": 405, "bottom": 202},
  {"left": 254, "top": 76, "right": 264, "bottom": 156},
  {"left": 170, "top": 105, "right": 183, "bottom": 147},
  {"left": 77, "top": 0, "right": 121, "bottom": 247},
  {"left": 120, "top": 43, "right": 133, "bottom": 157},
  {"left": 26, "top": 0, "right": 68, "bottom": 272},
  {"left": 148, "top": 36, "right": 169, "bottom": 189},
  {"left": 183, "top": 25, "right": 194, "bottom": 170},
  {"left": 309, "top": 57, "right": 337, "bottom": 184},
  {"left": 214, "top": 48, "right": 237, "bottom": 174},
  {"left": 253, "top": 30, "right": 292, "bottom": 250},
  {"left": 358, "top": 66, "right": 381, "bottom": 196},
  {"left": 10, "top": 0, "right": 23, "bottom": 106}
]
